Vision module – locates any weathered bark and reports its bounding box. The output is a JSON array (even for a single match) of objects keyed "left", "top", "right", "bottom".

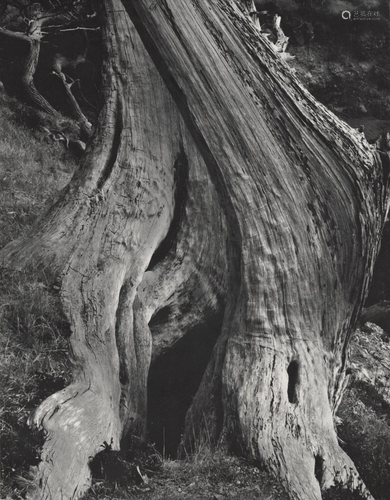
[
  {"left": 0, "top": 0, "right": 388, "bottom": 499},
  {"left": 0, "top": 26, "right": 60, "bottom": 117},
  {"left": 272, "top": 14, "right": 289, "bottom": 53},
  {"left": 244, "top": 0, "right": 261, "bottom": 30},
  {"left": 122, "top": 1, "right": 387, "bottom": 499}
]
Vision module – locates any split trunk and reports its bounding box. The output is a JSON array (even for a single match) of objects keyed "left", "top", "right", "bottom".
[{"left": 0, "top": 1, "right": 388, "bottom": 499}]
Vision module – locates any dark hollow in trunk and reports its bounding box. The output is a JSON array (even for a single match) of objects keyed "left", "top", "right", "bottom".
[
  {"left": 147, "top": 307, "right": 225, "bottom": 457},
  {"left": 287, "top": 360, "right": 299, "bottom": 405}
]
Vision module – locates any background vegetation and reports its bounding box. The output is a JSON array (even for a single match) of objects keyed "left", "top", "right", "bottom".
[{"left": 256, "top": 0, "right": 390, "bottom": 140}]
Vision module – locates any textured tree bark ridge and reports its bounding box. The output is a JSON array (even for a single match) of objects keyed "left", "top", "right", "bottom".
[{"left": 0, "top": 0, "right": 388, "bottom": 499}]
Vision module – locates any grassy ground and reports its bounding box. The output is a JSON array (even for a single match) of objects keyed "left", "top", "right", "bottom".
[
  {"left": 337, "top": 383, "right": 390, "bottom": 500},
  {"left": 82, "top": 449, "right": 289, "bottom": 500},
  {"left": 0, "top": 90, "right": 76, "bottom": 248}
]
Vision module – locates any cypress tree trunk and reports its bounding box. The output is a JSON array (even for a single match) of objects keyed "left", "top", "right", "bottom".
[
  {"left": 122, "top": 1, "right": 388, "bottom": 498},
  {"left": 0, "top": 0, "right": 388, "bottom": 499}
]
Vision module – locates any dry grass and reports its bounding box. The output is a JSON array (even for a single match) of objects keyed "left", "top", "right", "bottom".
[
  {"left": 83, "top": 449, "right": 289, "bottom": 500},
  {"left": 0, "top": 90, "right": 76, "bottom": 249},
  {"left": 0, "top": 268, "right": 72, "bottom": 491}
]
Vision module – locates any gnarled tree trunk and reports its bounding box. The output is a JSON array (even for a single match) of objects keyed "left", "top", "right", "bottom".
[
  {"left": 0, "top": 0, "right": 388, "bottom": 499},
  {"left": 122, "top": 2, "right": 388, "bottom": 498}
]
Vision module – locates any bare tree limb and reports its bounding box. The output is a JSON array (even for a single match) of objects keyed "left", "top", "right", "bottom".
[{"left": 0, "top": 26, "right": 31, "bottom": 43}]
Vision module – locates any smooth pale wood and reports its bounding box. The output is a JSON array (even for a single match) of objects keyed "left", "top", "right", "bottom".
[{"left": 123, "top": 1, "right": 387, "bottom": 498}]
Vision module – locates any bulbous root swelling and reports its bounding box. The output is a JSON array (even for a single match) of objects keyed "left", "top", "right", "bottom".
[{"left": 0, "top": 0, "right": 388, "bottom": 499}]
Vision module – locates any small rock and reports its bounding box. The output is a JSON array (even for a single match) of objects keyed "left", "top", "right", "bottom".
[{"left": 358, "top": 103, "right": 368, "bottom": 114}]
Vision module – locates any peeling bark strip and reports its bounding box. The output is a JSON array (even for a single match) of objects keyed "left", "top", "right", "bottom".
[{"left": 123, "top": 1, "right": 387, "bottom": 499}]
